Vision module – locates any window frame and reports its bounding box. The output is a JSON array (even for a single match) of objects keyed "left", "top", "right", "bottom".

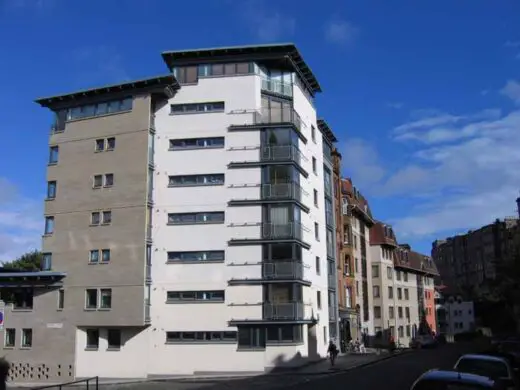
[
  {"left": 169, "top": 137, "right": 225, "bottom": 150},
  {"left": 107, "top": 329, "right": 121, "bottom": 350},
  {"left": 85, "top": 328, "right": 99, "bottom": 350},
  {"left": 170, "top": 101, "right": 225, "bottom": 115},
  {"left": 47, "top": 181, "right": 57, "bottom": 200},
  {"left": 166, "top": 250, "right": 225, "bottom": 263},
  {"left": 168, "top": 174, "right": 225, "bottom": 187},
  {"left": 44, "top": 216, "right": 55, "bottom": 235},
  {"left": 4, "top": 328, "right": 15, "bottom": 348},
  {"left": 21, "top": 328, "right": 32, "bottom": 348},
  {"left": 58, "top": 289, "right": 64, "bottom": 310},
  {"left": 166, "top": 290, "right": 225, "bottom": 303},
  {"left": 165, "top": 331, "right": 237, "bottom": 344},
  {"left": 167, "top": 212, "right": 225, "bottom": 225},
  {"left": 48, "top": 146, "right": 59, "bottom": 165}
]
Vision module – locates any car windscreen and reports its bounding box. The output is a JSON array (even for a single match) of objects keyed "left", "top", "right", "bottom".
[{"left": 455, "top": 358, "right": 509, "bottom": 379}]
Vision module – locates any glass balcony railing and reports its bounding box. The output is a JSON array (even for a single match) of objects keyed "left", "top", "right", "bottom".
[
  {"left": 261, "top": 78, "right": 293, "bottom": 97},
  {"left": 263, "top": 302, "right": 305, "bottom": 320},
  {"left": 145, "top": 264, "right": 151, "bottom": 281},
  {"left": 329, "top": 306, "right": 338, "bottom": 321},
  {"left": 146, "top": 224, "right": 152, "bottom": 241},
  {"left": 261, "top": 182, "right": 303, "bottom": 202},
  {"left": 262, "top": 261, "right": 304, "bottom": 280},
  {"left": 261, "top": 144, "right": 302, "bottom": 166},
  {"left": 253, "top": 108, "right": 302, "bottom": 131},
  {"left": 328, "top": 274, "right": 336, "bottom": 288},
  {"left": 144, "top": 299, "right": 151, "bottom": 323},
  {"left": 262, "top": 222, "right": 303, "bottom": 241}
]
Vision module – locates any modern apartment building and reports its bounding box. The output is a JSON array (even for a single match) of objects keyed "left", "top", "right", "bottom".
[
  {"left": 340, "top": 178, "right": 375, "bottom": 339},
  {"left": 0, "top": 43, "right": 341, "bottom": 382},
  {"left": 435, "top": 288, "right": 475, "bottom": 335},
  {"left": 332, "top": 154, "right": 358, "bottom": 343},
  {"left": 370, "top": 223, "right": 438, "bottom": 346}
]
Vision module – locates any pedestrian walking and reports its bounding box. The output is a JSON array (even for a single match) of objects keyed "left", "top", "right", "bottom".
[{"left": 327, "top": 340, "right": 339, "bottom": 367}]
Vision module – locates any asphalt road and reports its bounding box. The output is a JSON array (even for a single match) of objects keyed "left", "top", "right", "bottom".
[{"left": 295, "top": 342, "right": 486, "bottom": 390}]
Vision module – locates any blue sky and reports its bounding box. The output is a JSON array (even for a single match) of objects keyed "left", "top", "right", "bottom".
[{"left": 1, "top": 0, "right": 519, "bottom": 261}]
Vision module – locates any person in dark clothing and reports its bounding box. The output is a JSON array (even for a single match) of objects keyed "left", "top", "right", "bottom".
[{"left": 327, "top": 340, "right": 339, "bottom": 367}]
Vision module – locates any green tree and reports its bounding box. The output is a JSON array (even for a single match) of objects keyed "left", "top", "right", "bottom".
[{"left": 2, "top": 250, "right": 42, "bottom": 271}]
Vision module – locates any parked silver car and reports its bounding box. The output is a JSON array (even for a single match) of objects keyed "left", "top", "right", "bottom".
[{"left": 411, "top": 369, "right": 507, "bottom": 389}]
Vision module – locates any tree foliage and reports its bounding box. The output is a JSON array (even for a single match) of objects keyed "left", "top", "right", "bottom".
[{"left": 1, "top": 250, "right": 42, "bottom": 271}]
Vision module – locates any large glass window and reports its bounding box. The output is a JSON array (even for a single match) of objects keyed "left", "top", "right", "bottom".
[{"left": 263, "top": 165, "right": 299, "bottom": 184}]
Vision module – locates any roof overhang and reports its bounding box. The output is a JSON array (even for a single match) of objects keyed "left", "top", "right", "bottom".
[
  {"left": 35, "top": 74, "right": 180, "bottom": 110},
  {"left": 317, "top": 119, "right": 338, "bottom": 144},
  {"left": 0, "top": 271, "right": 66, "bottom": 287},
  {"left": 161, "top": 43, "right": 321, "bottom": 96}
]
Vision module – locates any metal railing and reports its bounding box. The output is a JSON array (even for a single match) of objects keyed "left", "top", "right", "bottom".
[
  {"left": 144, "top": 299, "right": 151, "bottom": 322},
  {"left": 145, "top": 264, "right": 151, "bottom": 281},
  {"left": 30, "top": 376, "right": 98, "bottom": 390},
  {"left": 261, "top": 78, "right": 293, "bottom": 97},
  {"left": 262, "top": 261, "right": 304, "bottom": 280},
  {"left": 262, "top": 222, "right": 303, "bottom": 241},
  {"left": 263, "top": 302, "right": 305, "bottom": 320},
  {"left": 261, "top": 182, "right": 303, "bottom": 202},
  {"left": 146, "top": 224, "right": 152, "bottom": 241},
  {"left": 254, "top": 107, "right": 302, "bottom": 131},
  {"left": 260, "top": 144, "right": 302, "bottom": 165}
]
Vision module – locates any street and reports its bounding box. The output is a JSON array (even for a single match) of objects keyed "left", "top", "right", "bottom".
[{"left": 77, "top": 342, "right": 484, "bottom": 390}]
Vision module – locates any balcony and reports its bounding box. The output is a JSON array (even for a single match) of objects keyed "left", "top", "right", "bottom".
[
  {"left": 145, "top": 264, "right": 151, "bottom": 282},
  {"left": 146, "top": 224, "right": 152, "bottom": 241},
  {"left": 228, "top": 108, "right": 304, "bottom": 140},
  {"left": 261, "top": 78, "right": 293, "bottom": 97},
  {"left": 262, "top": 182, "right": 303, "bottom": 202},
  {"left": 329, "top": 306, "right": 338, "bottom": 321},
  {"left": 262, "top": 261, "right": 304, "bottom": 280},
  {"left": 263, "top": 302, "right": 306, "bottom": 320},
  {"left": 263, "top": 222, "right": 303, "bottom": 241},
  {"left": 328, "top": 274, "right": 336, "bottom": 289},
  {"left": 261, "top": 144, "right": 303, "bottom": 166},
  {"left": 144, "top": 299, "right": 151, "bottom": 323},
  {"left": 229, "top": 222, "right": 309, "bottom": 249}
]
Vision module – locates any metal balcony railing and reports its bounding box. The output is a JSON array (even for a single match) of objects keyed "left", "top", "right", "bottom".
[
  {"left": 145, "top": 264, "right": 151, "bottom": 281},
  {"left": 261, "top": 182, "right": 303, "bottom": 202},
  {"left": 262, "top": 261, "right": 304, "bottom": 280},
  {"left": 146, "top": 224, "right": 152, "bottom": 241},
  {"left": 262, "top": 222, "right": 303, "bottom": 241},
  {"left": 261, "top": 78, "right": 293, "bottom": 97},
  {"left": 144, "top": 299, "right": 151, "bottom": 322},
  {"left": 254, "top": 107, "right": 302, "bottom": 131},
  {"left": 263, "top": 302, "right": 305, "bottom": 320},
  {"left": 261, "top": 144, "right": 302, "bottom": 166}
]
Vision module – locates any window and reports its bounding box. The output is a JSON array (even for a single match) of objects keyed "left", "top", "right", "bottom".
[
  {"left": 238, "top": 326, "right": 266, "bottom": 349},
  {"left": 388, "top": 286, "right": 394, "bottom": 299},
  {"left": 355, "top": 257, "right": 359, "bottom": 273},
  {"left": 389, "top": 307, "right": 395, "bottom": 319},
  {"left": 93, "top": 175, "right": 103, "bottom": 188},
  {"left": 398, "top": 306, "right": 403, "bottom": 319},
  {"left": 313, "top": 189, "right": 318, "bottom": 206},
  {"left": 403, "top": 272, "right": 408, "bottom": 282},
  {"left": 167, "top": 251, "right": 225, "bottom": 262},
  {"left": 166, "top": 331, "right": 238, "bottom": 343},
  {"left": 4, "top": 329, "right": 15, "bottom": 348},
  {"left": 406, "top": 325, "right": 411, "bottom": 337},
  {"left": 41, "top": 253, "right": 52, "bottom": 270},
  {"left": 323, "top": 327, "right": 327, "bottom": 345},
  {"left": 387, "top": 266, "right": 393, "bottom": 279},
  {"left": 373, "top": 286, "right": 380, "bottom": 298},
  {"left": 311, "top": 125, "right": 316, "bottom": 142},
  {"left": 356, "top": 281, "right": 359, "bottom": 296},
  {"left": 102, "top": 211, "right": 112, "bottom": 224},
  {"left": 170, "top": 102, "right": 225, "bottom": 114},
  {"left": 317, "top": 291, "right": 322, "bottom": 309},
  {"left": 314, "top": 222, "right": 319, "bottom": 240},
  {"left": 95, "top": 139, "right": 105, "bottom": 151},
  {"left": 95, "top": 137, "right": 116, "bottom": 152},
  {"left": 85, "top": 289, "right": 98, "bottom": 309},
  {"left": 398, "top": 326, "right": 404, "bottom": 338},
  {"left": 104, "top": 174, "right": 114, "bottom": 187},
  {"left": 396, "top": 270, "right": 401, "bottom": 281},
  {"left": 58, "top": 289, "right": 64, "bottom": 310},
  {"left": 67, "top": 98, "right": 132, "bottom": 121},
  {"left": 404, "top": 288, "right": 409, "bottom": 300},
  {"left": 374, "top": 306, "right": 381, "bottom": 319},
  {"left": 44, "top": 216, "right": 54, "bottom": 235},
  {"left": 168, "top": 174, "right": 225, "bottom": 187},
  {"left": 346, "top": 286, "right": 352, "bottom": 308},
  {"left": 107, "top": 329, "right": 121, "bottom": 349},
  {"left": 49, "top": 146, "right": 59, "bottom": 165},
  {"left": 47, "top": 181, "right": 57, "bottom": 199},
  {"left": 266, "top": 325, "right": 303, "bottom": 344},
  {"left": 86, "top": 329, "right": 99, "bottom": 349},
  {"left": 167, "top": 212, "right": 224, "bottom": 224},
  {"left": 89, "top": 250, "right": 100, "bottom": 263},
  {"left": 169, "top": 137, "right": 225, "bottom": 150},
  {"left": 101, "top": 249, "right": 110, "bottom": 262},
  {"left": 312, "top": 157, "right": 317, "bottom": 174},
  {"left": 21, "top": 329, "right": 32, "bottom": 348},
  {"left": 107, "top": 137, "right": 116, "bottom": 150},
  {"left": 344, "top": 255, "right": 351, "bottom": 275},
  {"left": 397, "top": 288, "right": 402, "bottom": 300},
  {"left": 90, "top": 212, "right": 100, "bottom": 225},
  {"left": 315, "top": 256, "right": 321, "bottom": 274},
  {"left": 166, "top": 290, "right": 225, "bottom": 302},
  {"left": 100, "top": 289, "right": 112, "bottom": 309},
  {"left": 372, "top": 264, "right": 379, "bottom": 278}
]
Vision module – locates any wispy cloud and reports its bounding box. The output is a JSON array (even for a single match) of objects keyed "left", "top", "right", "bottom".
[
  {"left": 504, "top": 41, "right": 520, "bottom": 48},
  {"left": 324, "top": 19, "right": 359, "bottom": 46},
  {"left": 2, "top": 0, "right": 56, "bottom": 11},
  {"left": 69, "top": 46, "right": 129, "bottom": 86},
  {"left": 341, "top": 103, "right": 520, "bottom": 240},
  {"left": 0, "top": 178, "right": 42, "bottom": 262},
  {"left": 387, "top": 102, "right": 404, "bottom": 109},
  {"left": 500, "top": 80, "right": 520, "bottom": 105},
  {"left": 237, "top": 0, "right": 295, "bottom": 41}
]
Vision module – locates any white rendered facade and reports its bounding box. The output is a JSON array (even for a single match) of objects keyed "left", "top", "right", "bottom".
[
  {"left": 146, "top": 49, "right": 332, "bottom": 375},
  {"left": 435, "top": 292, "right": 475, "bottom": 335}
]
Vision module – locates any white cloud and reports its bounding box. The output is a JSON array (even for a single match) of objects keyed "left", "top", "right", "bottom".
[
  {"left": 324, "top": 19, "right": 359, "bottom": 45},
  {"left": 341, "top": 106, "right": 520, "bottom": 240},
  {"left": 0, "top": 179, "right": 42, "bottom": 262},
  {"left": 238, "top": 0, "right": 295, "bottom": 41},
  {"left": 340, "top": 138, "right": 385, "bottom": 188},
  {"left": 500, "top": 80, "right": 520, "bottom": 105},
  {"left": 504, "top": 41, "right": 520, "bottom": 48}
]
